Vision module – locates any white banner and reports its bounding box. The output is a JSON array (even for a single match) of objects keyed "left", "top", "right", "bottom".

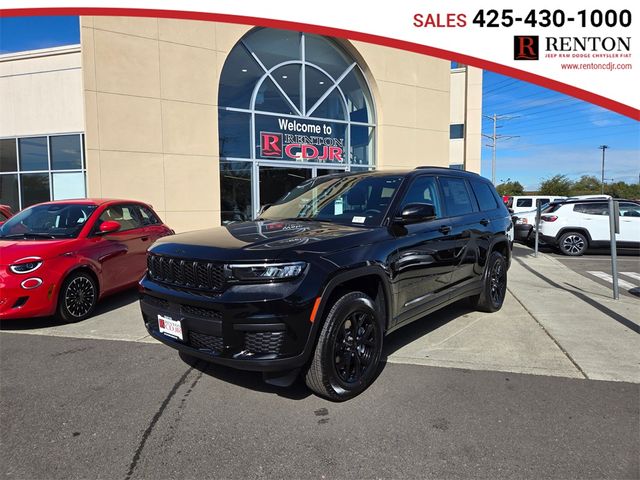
[{"left": 1, "top": 0, "right": 638, "bottom": 117}]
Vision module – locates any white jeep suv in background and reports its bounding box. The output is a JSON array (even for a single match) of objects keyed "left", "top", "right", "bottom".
[{"left": 538, "top": 199, "right": 640, "bottom": 256}]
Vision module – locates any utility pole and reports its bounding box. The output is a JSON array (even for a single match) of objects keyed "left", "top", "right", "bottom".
[
  {"left": 599, "top": 145, "right": 609, "bottom": 194},
  {"left": 483, "top": 114, "right": 519, "bottom": 185}
]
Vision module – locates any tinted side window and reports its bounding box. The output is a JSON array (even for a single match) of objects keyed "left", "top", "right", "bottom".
[
  {"left": 516, "top": 198, "right": 532, "bottom": 207},
  {"left": 619, "top": 202, "right": 640, "bottom": 217},
  {"left": 440, "top": 177, "right": 475, "bottom": 217},
  {"left": 573, "top": 203, "right": 608, "bottom": 215},
  {"left": 399, "top": 176, "right": 442, "bottom": 218},
  {"left": 137, "top": 205, "right": 161, "bottom": 225},
  {"left": 470, "top": 181, "right": 498, "bottom": 212},
  {"left": 536, "top": 198, "right": 549, "bottom": 206},
  {"left": 96, "top": 205, "right": 143, "bottom": 231}
]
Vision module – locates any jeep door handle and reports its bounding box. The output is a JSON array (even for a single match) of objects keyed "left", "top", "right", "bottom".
[
  {"left": 439, "top": 225, "right": 452, "bottom": 234},
  {"left": 480, "top": 218, "right": 490, "bottom": 226}
]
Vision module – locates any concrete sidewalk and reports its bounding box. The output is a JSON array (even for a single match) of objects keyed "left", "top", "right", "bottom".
[
  {"left": 2, "top": 245, "right": 638, "bottom": 383},
  {"left": 507, "top": 245, "right": 640, "bottom": 383}
]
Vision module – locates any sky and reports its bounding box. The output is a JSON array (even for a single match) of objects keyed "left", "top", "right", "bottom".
[
  {"left": 1, "top": 16, "right": 638, "bottom": 191},
  {"left": 0, "top": 16, "right": 80, "bottom": 53},
  {"left": 481, "top": 71, "right": 640, "bottom": 190}
]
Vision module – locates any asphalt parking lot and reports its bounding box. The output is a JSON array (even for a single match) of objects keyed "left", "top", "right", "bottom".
[
  {"left": 1, "top": 245, "right": 639, "bottom": 479},
  {"left": 1, "top": 333, "right": 638, "bottom": 480}
]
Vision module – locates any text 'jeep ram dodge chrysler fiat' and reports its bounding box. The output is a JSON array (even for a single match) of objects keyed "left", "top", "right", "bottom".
[{"left": 139, "top": 168, "right": 512, "bottom": 400}]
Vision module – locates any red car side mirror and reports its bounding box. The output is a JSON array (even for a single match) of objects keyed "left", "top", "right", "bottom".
[{"left": 98, "top": 220, "right": 121, "bottom": 234}]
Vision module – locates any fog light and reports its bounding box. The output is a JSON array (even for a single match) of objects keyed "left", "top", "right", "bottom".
[{"left": 21, "top": 278, "right": 43, "bottom": 290}]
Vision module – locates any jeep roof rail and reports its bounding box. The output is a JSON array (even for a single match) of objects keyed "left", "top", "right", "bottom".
[{"left": 414, "top": 166, "right": 481, "bottom": 176}]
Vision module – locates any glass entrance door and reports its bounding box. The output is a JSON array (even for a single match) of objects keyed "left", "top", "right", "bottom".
[
  {"left": 258, "top": 166, "right": 312, "bottom": 211},
  {"left": 256, "top": 164, "right": 348, "bottom": 215}
]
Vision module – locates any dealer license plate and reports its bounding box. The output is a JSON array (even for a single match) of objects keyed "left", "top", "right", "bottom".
[{"left": 158, "top": 314, "right": 183, "bottom": 341}]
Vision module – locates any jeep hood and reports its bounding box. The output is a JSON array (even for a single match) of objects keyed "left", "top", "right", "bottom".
[{"left": 149, "top": 220, "right": 380, "bottom": 260}]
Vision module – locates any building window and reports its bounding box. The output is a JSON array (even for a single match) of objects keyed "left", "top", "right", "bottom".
[
  {"left": 450, "top": 124, "right": 465, "bottom": 139},
  {"left": 218, "top": 28, "right": 376, "bottom": 220},
  {"left": 0, "top": 133, "right": 86, "bottom": 211}
]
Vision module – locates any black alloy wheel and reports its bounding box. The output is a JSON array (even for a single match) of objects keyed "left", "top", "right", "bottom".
[
  {"left": 306, "top": 292, "right": 383, "bottom": 401},
  {"left": 469, "top": 250, "right": 507, "bottom": 313},
  {"left": 488, "top": 258, "right": 507, "bottom": 307},
  {"left": 332, "top": 310, "right": 378, "bottom": 384},
  {"left": 57, "top": 271, "right": 98, "bottom": 323}
]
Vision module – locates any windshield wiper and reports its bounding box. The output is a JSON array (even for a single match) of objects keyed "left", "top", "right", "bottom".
[{"left": 0, "top": 232, "right": 59, "bottom": 239}]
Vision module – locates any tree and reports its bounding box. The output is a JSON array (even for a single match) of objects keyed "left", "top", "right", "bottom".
[
  {"left": 538, "top": 174, "right": 573, "bottom": 196},
  {"left": 496, "top": 180, "right": 524, "bottom": 196},
  {"left": 605, "top": 181, "right": 640, "bottom": 199},
  {"left": 570, "top": 175, "right": 601, "bottom": 196}
]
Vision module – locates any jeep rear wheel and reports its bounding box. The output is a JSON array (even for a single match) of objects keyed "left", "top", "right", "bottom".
[
  {"left": 305, "top": 292, "right": 383, "bottom": 401},
  {"left": 559, "top": 231, "right": 588, "bottom": 256},
  {"left": 469, "top": 251, "right": 507, "bottom": 313}
]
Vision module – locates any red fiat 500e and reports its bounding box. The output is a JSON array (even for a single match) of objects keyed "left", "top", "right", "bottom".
[{"left": 0, "top": 199, "right": 173, "bottom": 321}]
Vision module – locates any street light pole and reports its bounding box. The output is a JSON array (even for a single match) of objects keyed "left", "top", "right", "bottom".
[{"left": 599, "top": 145, "right": 609, "bottom": 194}]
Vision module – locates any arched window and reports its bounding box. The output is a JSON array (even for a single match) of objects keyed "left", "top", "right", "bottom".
[{"left": 218, "top": 28, "right": 375, "bottom": 222}]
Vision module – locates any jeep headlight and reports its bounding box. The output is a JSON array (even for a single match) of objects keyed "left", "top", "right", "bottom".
[
  {"left": 227, "top": 262, "right": 306, "bottom": 282},
  {"left": 10, "top": 258, "right": 43, "bottom": 274}
]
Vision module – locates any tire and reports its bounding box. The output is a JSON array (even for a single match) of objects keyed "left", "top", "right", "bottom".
[
  {"left": 558, "top": 231, "right": 588, "bottom": 256},
  {"left": 57, "top": 271, "right": 98, "bottom": 323},
  {"left": 468, "top": 251, "right": 507, "bottom": 313},
  {"left": 305, "top": 292, "right": 383, "bottom": 401}
]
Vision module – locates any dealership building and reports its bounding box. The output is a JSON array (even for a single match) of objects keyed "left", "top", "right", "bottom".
[{"left": 0, "top": 16, "right": 482, "bottom": 232}]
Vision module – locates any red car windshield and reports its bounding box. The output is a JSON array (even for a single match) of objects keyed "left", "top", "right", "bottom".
[{"left": 0, "top": 204, "right": 98, "bottom": 240}]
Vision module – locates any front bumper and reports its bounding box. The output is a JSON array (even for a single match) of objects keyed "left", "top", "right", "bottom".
[
  {"left": 139, "top": 275, "right": 320, "bottom": 372},
  {"left": 0, "top": 269, "right": 58, "bottom": 320}
]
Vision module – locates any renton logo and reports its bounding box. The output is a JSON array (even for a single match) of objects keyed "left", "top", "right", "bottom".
[
  {"left": 260, "top": 132, "right": 283, "bottom": 158},
  {"left": 514, "top": 36, "right": 539, "bottom": 60}
]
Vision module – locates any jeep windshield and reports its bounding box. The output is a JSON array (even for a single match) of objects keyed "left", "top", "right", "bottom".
[
  {"left": 0, "top": 203, "right": 98, "bottom": 240},
  {"left": 259, "top": 174, "right": 404, "bottom": 226}
]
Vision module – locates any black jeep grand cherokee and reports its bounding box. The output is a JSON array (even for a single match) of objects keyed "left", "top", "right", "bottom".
[{"left": 140, "top": 167, "right": 512, "bottom": 400}]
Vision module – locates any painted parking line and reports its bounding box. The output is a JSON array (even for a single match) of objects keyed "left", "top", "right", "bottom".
[
  {"left": 586, "top": 271, "right": 637, "bottom": 290},
  {"left": 621, "top": 271, "right": 640, "bottom": 282}
]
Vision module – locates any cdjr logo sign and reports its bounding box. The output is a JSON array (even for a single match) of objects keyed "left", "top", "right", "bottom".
[{"left": 260, "top": 131, "right": 343, "bottom": 162}]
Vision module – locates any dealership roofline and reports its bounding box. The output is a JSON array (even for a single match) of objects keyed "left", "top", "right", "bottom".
[{"left": 0, "top": 44, "right": 81, "bottom": 62}]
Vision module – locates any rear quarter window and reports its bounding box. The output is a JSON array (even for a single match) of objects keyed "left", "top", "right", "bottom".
[
  {"left": 470, "top": 180, "right": 499, "bottom": 212},
  {"left": 573, "top": 203, "right": 609, "bottom": 215},
  {"left": 516, "top": 198, "right": 532, "bottom": 207},
  {"left": 439, "top": 177, "right": 476, "bottom": 216}
]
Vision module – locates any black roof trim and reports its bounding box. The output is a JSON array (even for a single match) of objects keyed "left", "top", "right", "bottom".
[{"left": 414, "top": 166, "right": 481, "bottom": 176}]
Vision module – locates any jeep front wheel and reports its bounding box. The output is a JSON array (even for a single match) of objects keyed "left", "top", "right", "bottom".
[{"left": 305, "top": 292, "right": 383, "bottom": 401}]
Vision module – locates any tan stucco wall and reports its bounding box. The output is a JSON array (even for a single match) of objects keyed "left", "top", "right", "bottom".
[
  {"left": 80, "top": 16, "right": 453, "bottom": 232},
  {"left": 0, "top": 46, "right": 84, "bottom": 137}
]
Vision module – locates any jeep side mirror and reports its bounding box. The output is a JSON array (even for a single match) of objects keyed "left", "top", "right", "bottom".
[{"left": 397, "top": 203, "right": 436, "bottom": 224}]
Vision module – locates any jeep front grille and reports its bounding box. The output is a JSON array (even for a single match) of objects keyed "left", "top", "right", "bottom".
[{"left": 147, "top": 254, "right": 225, "bottom": 292}]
